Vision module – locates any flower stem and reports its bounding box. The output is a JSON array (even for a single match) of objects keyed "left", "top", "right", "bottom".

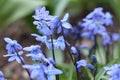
[
  {"left": 50, "top": 35, "right": 56, "bottom": 62},
  {"left": 61, "top": 26, "right": 80, "bottom": 80},
  {"left": 50, "top": 35, "right": 59, "bottom": 80},
  {"left": 14, "top": 48, "right": 33, "bottom": 80}
]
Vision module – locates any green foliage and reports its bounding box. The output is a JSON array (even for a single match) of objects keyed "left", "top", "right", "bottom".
[
  {"left": 0, "top": 0, "right": 46, "bottom": 31},
  {"left": 110, "top": 0, "right": 120, "bottom": 21}
]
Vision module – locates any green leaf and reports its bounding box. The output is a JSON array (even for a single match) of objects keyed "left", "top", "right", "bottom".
[
  {"left": 95, "top": 58, "right": 118, "bottom": 80},
  {"left": 54, "top": 0, "right": 69, "bottom": 16},
  {"left": 0, "top": 0, "right": 46, "bottom": 30},
  {"left": 96, "top": 44, "right": 106, "bottom": 65},
  {"left": 110, "top": 0, "right": 120, "bottom": 21}
]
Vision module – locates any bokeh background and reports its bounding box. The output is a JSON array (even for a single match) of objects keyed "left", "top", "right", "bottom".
[{"left": 0, "top": 0, "right": 120, "bottom": 80}]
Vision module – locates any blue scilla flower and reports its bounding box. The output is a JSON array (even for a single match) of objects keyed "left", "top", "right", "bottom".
[
  {"left": 101, "top": 32, "right": 120, "bottom": 45},
  {"left": 61, "top": 13, "right": 72, "bottom": 29},
  {"left": 23, "top": 45, "right": 45, "bottom": 61},
  {"left": 112, "top": 33, "right": 120, "bottom": 41},
  {"left": 77, "top": 59, "right": 95, "bottom": 71},
  {"left": 104, "top": 64, "right": 120, "bottom": 80},
  {"left": 33, "top": 21, "right": 52, "bottom": 35},
  {"left": 44, "top": 58, "right": 56, "bottom": 66},
  {"left": 82, "top": 7, "right": 105, "bottom": 30},
  {"left": 45, "top": 36, "right": 66, "bottom": 50},
  {"left": 77, "top": 59, "right": 87, "bottom": 68},
  {"left": 23, "top": 45, "right": 42, "bottom": 54},
  {"left": 45, "top": 39, "right": 57, "bottom": 49},
  {"left": 4, "top": 37, "right": 22, "bottom": 54},
  {"left": 57, "top": 13, "right": 72, "bottom": 33},
  {"left": 71, "top": 46, "right": 78, "bottom": 55},
  {"left": 82, "top": 7, "right": 113, "bottom": 36},
  {"left": 33, "top": 7, "right": 53, "bottom": 21},
  {"left": 55, "top": 36, "right": 65, "bottom": 50},
  {"left": 23, "top": 64, "right": 62, "bottom": 80},
  {"left": 87, "top": 64, "right": 95, "bottom": 70},
  {"left": 31, "top": 34, "right": 47, "bottom": 43},
  {"left": 4, "top": 51, "right": 24, "bottom": 63},
  {"left": 102, "top": 32, "right": 112, "bottom": 45},
  {"left": 82, "top": 19, "right": 106, "bottom": 35},
  {"left": 32, "top": 34, "right": 66, "bottom": 50},
  {"left": 85, "top": 7, "right": 105, "bottom": 22},
  {"left": 23, "top": 64, "right": 46, "bottom": 80},
  {"left": 0, "top": 71, "right": 5, "bottom": 80},
  {"left": 48, "top": 16, "right": 61, "bottom": 29},
  {"left": 105, "top": 12, "right": 113, "bottom": 26},
  {"left": 43, "top": 64, "right": 63, "bottom": 80},
  {"left": 33, "top": 7, "right": 54, "bottom": 35},
  {"left": 27, "top": 53, "right": 45, "bottom": 61}
]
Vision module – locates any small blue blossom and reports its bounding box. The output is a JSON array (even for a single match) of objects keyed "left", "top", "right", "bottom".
[
  {"left": 48, "top": 16, "right": 60, "bottom": 29},
  {"left": 31, "top": 34, "right": 47, "bottom": 43},
  {"left": 87, "top": 64, "right": 95, "bottom": 70},
  {"left": 33, "top": 7, "right": 53, "bottom": 21},
  {"left": 82, "top": 7, "right": 112, "bottom": 36},
  {"left": 0, "top": 71, "right": 5, "bottom": 80},
  {"left": 44, "top": 36, "right": 66, "bottom": 50},
  {"left": 43, "top": 64, "right": 63, "bottom": 80},
  {"left": 71, "top": 46, "right": 78, "bottom": 55},
  {"left": 77, "top": 59, "right": 95, "bottom": 72},
  {"left": 23, "top": 64, "right": 46, "bottom": 80},
  {"left": 82, "top": 7, "right": 105, "bottom": 30},
  {"left": 23, "top": 64, "right": 62, "bottom": 80},
  {"left": 4, "top": 51, "right": 24, "bottom": 63},
  {"left": 23, "top": 45, "right": 42, "bottom": 54},
  {"left": 4, "top": 37, "right": 22, "bottom": 54},
  {"left": 112, "top": 33, "right": 120, "bottom": 41},
  {"left": 101, "top": 32, "right": 112, "bottom": 45},
  {"left": 104, "top": 64, "right": 120, "bottom": 80},
  {"left": 61, "top": 13, "right": 72, "bottom": 29},
  {"left": 45, "top": 39, "right": 57, "bottom": 49},
  {"left": 23, "top": 45, "right": 45, "bottom": 61},
  {"left": 33, "top": 7, "right": 54, "bottom": 35},
  {"left": 105, "top": 12, "right": 113, "bottom": 26},
  {"left": 77, "top": 59, "right": 87, "bottom": 68},
  {"left": 57, "top": 13, "right": 72, "bottom": 33},
  {"left": 55, "top": 36, "right": 65, "bottom": 50},
  {"left": 45, "top": 58, "right": 56, "bottom": 66},
  {"left": 33, "top": 21, "right": 52, "bottom": 35}
]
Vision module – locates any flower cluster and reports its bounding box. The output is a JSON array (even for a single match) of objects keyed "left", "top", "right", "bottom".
[
  {"left": 2, "top": 6, "right": 120, "bottom": 80},
  {"left": 104, "top": 64, "right": 120, "bottom": 80},
  {"left": 3, "top": 6, "right": 73, "bottom": 80},
  {"left": 32, "top": 7, "right": 72, "bottom": 51},
  {"left": 81, "top": 7, "right": 120, "bottom": 45},
  {"left": 23, "top": 45, "right": 63, "bottom": 80}
]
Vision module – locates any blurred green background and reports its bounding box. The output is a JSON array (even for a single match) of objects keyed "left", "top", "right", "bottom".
[{"left": 0, "top": 0, "right": 120, "bottom": 32}]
